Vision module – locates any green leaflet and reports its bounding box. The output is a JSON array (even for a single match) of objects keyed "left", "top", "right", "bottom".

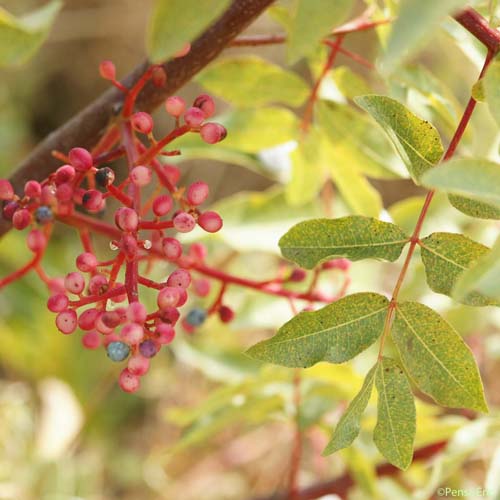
[
  {"left": 323, "top": 365, "right": 376, "bottom": 455},
  {"left": 196, "top": 56, "right": 309, "bottom": 107},
  {"left": 279, "top": 216, "right": 409, "bottom": 269},
  {"left": 147, "top": 0, "right": 231, "bottom": 63},
  {"left": 379, "top": 0, "right": 468, "bottom": 74},
  {"left": 246, "top": 293, "right": 389, "bottom": 367},
  {"left": 420, "top": 232, "right": 499, "bottom": 306},
  {"left": 287, "top": 0, "right": 353, "bottom": 64},
  {"left": 373, "top": 357, "right": 416, "bottom": 470},
  {"left": 0, "top": 0, "right": 62, "bottom": 67},
  {"left": 393, "top": 302, "right": 488, "bottom": 413},
  {"left": 454, "top": 236, "right": 500, "bottom": 302},
  {"left": 484, "top": 61, "right": 500, "bottom": 128},
  {"left": 421, "top": 158, "right": 500, "bottom": 218},
  {"left": 355, "top": 95, "right": 444, "bottom": 183}
]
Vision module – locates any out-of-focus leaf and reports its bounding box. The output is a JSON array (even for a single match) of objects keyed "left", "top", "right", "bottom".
[
  {"left": 147, "top": 0, "right": 231, "bottom": 62},
  {"left": 484, "top": 60, "right": 500, "bottom": 127},
  {"left": 331, "top": 66, "right": 372, "bottom": 99}
]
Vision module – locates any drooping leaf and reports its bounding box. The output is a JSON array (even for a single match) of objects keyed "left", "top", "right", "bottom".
[
  {"left": 373, "top": 357, "right": 416, "bottom": 470},
  {"left": 196, "top": 56, "right": 310, "bottom": 107},
  {"left": 393, "top": 301, "right": 488, "bottom": 412},
  {"left": 454, "top": 236, "right": 500, "bottom": 301},
  {"left": 378, "top": 0, "right": 468, "bottom": 74},
  {"left": 420, "top": 232, "right": 499, "bottom": 306},
  {"left": 484, "top": 60, "right": 500, "bottom": 128},
  {"left": 323, "top": 364, "right": 376, "bottom": 455},
  {"left": 421, "top": 158, "right": 500, "bottom": 217},
  {"left": 147, "top": 0, "right": 231, "bottom": 63},
  {"left": 287, "top": 0, "right": 353, "bottom": 64},
  {"left": 279, "top": 216, "right": 409, "bottom": 269},
  {"left": 355, "top": 95, "right": 444, "bottom": 182},
  {"left": 246, "top": 293, "right": 389, "bottom": 367},
  {"left": 0, "top": 0, "right": 62, "bottom": 67}
]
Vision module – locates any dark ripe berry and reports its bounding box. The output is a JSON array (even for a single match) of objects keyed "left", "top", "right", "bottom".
[
  {"left": 95, "top": 167, "right": 115, "bottom": 187},
  {"left": 200, "top": 123, "right": 227, "bottom": 144},
  {"left": 24, "top": 180, "right": 42, "bottom": 199},
  {"left": 106, "top": 341, "right": 130, "bottom": 362},
  {"left": 0, "top": 179, "right": 14, "bottom": 200},
  {"left": 3, "top": 201, "right": 19, "bottom": 220},
  {"left": 69, "top": 147, "right": 93, "bottom": 172},
  {"left": 193, "top": 94, "right": 215, "bottom": 118},
  {"left": 185, "top": 308, "right": 207, "bottom": 327},
  {"left": 198, "top": 211, "right": 223, "bottom": 233},
  {"left": 139, "top": 339, "right": 158, "bottom": 358},
  {"left": 12, "top": 208, "right": 31, "bottom": 230},
  {"left": 35, "top": 206, "right": 54, "bottom": 225},
  {"left": 218, "top": 305, "right": 235, "bottom": 323}
]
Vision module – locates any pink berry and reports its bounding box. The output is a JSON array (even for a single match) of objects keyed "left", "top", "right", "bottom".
[
  {"left": 95, "top": 313, "right": 115, "bottom": 335},
  {"left": 152, "top": 66, "right": 167, "bottom": 87},
  {"left": 3, "top": 201, "right": 18, "bottom": 220},
  {"left": 76, "top": 252, "right": 98, "bottom": 273},
  {"left": 127, "top": 302, "right": 147, "bottom": 324},
  {"left": 121, "top": 234, "right": 138, "bottom": 260},
  {"left": 0, "top": 180, "right": 14, "bottom": 200},
  {"left": 119, "top": 368, "right": 140, "bottom": 393},
  {"left": 189, "top": 243, "right": 207, "bottom": 261},
  {"left": 200, "top": 123, "right": 227, "bottom": 144},
  {"left": 69, "top": 147, "right": 93, "bottom": 172},
  {"left": 156, "top": 323, "right": 175, "bottom": 344},
  {"left": 102, "top": 333, "right": 120, "bottom": 346},
  {"left": 109, "top": 284, "right": 127, "bottom": 303},
  {"left": 165, "top": 96, "right": 186, "bottom": 117},
  {"left": 99, "top": 60, "right": 116, "bottom": 80},
  {"left": 120, "top": 323, "right": 144, "bottom": 344},
  {"left": 162, "top": 237, "right": 182, "bottom": 260},
  {"left": 173, "top": 211, "right": 196, "bottom": 233},
  {"left": 82, "top": 330, "right": 101, "bottom": 349},
  {"left": 88, "top": 274, "right": 108, "bottom": 295},
  {"left": 56, "top": 309, "right": 77, "bottom": 334},
  {"left": 219, "top": 305, "right": 235, "bottom": 323},
  {"left": 157, "top": 287, "right": 180, "bottom": 309},
  {"left": 167, "top": 269, "right": 191, "bottom": 288},
  {"left": 289, "top": 269, "right": 307, "bottom": 282},
  {"left": 193, "top": 278, "right": 210, "bottom": 297},
  {"left": 152, "top": 194, "right": 173, "bottom": 216},
  {"left": 55, "top": 165, "right": 76, "bottom": 185},
  {"left": 24, "top": 180, "right": 41, "bottom": 198},
  {"left": 177, "top": 288, "right": 188, "bottom": 307},
  {"left": 186, "top": 181, "right": 209, "bottom": 206},
  {"left": 65, "top": 272, "right": 86, "bottom": 295},
  {"left": 198, "top": 211, "right": 223, "bottom": 233},
  {"left": 131, "top": 112, "right": 153, "bottom": 134},
  {"left": 48, "top": 278, "right": 66, "bottom": 295},
  {"left": 130, "top": 165, "right": 152, "bottom": 186},
  {"left": 47, "top": 293, "right": 69, "bottom": 313},
  {"left": 193, "top": 94, "right": 215, "bottom": 118},
  {"left": 82, "top": 189, "right": 104, "bottom": 212},
  {"left": 128, "top": 354, "right": 150, "bottom": 375},
  {"left": 159, "top": 307, "right": 180, "bottom": 325},
  {"left": 115, "top": 207, "right": 138, "bottom": 232},
  {"left": 99, "top": 310, "right": 121, "bottom": 329},
  {"left": 174, "top": 42, "right": 191, "bottom": 58},
  {"left": 55, "top": 182, "right": 74, "bottom": 202},
  {"left": 78, "top": 308, "right": 99, "bottom": 331},
  {"left": 41, "top": 185, "right": 57, "bottom": 205},
  {"left": 181, "top": 318, "right": 195, "bottom": 334},
  {"left": 27, "top": 229, "right": 47, "bottom": 252},
  {"left": 184, "top": 107, "right": 205, "bottom": 128},
  {"left": 12, "top": 209, "right": 31, "bottom": 230}
]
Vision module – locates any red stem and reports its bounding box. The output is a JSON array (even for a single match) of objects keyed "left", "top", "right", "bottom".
[
  {"left": 136, "top": 125, "right": 190, "bottom": 165},
  {"left": 0, "top": 252, "right": 43, "bottom": 289}
]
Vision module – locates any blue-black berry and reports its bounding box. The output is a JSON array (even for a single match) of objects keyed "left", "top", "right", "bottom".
[
  {"left": 107, "top": 341, "right": 130, "bottom": 362},
  {"left": 35, "top": 206, "right": 53, "bottom": 225},
  {"left": 95, "top": 167, "right": 115, "bottom": 187},
  {"left": 185, "top": 308, "right": 207, "bottom": 327},
  {"left": 139, "top": 339, "right": 158, "bottom": 358}
]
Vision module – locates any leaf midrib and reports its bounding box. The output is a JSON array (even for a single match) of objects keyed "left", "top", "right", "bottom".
[
  {"left": 419, "top": 242, "right": 468, "bottom": 271},
  {"left": 281, "top": 239, "right": 409, "bottom": 250}
]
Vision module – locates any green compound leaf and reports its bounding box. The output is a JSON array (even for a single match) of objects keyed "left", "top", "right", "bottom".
[
  {"left": 287, "top": 0, "right": 353, "bottom": 64},
  {"left": 246, "top": 293, "right": 389, "bottom": 368},
  {"left": 373, "top": 357, "right": 416, "bottom": 470},
  {"left": 0, "top": 0, "right": 62, "bottom": 67},
  {"left": 420, "top": 232, "right": 500, "bottom": 307},
  {"left": 393, "top": 302, "right": 488, "bottom": 413},
  {"left": 421, "top": 158, "right": 500, "bottom": 218},
  {"left": 147, "top": 0, "right": 231, "bottom": 63},
  {"left": 355, "top": 95, "right": 444, "bottom": 183},
  {"left": 196, "top": 56, "right": 309, "bottom": 108},
  {"left": 323, "top": 365, "right": 376, "bottom": 455},
  {"left": 484, "top": 60, "right": 500, "bottom": 128},
  {"left": 279, "top": 216, "right": 409, "bottom": 269},
  {"left": 378, "top": 0, "right": 468, "bottom": 75},
  {"left": 454, "top": 236, "right": 500, "bottom": 302}
]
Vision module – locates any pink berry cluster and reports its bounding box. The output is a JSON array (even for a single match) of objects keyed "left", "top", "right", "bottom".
[{"left": 0, "top": 55, "right": 231, "bottom": 393}]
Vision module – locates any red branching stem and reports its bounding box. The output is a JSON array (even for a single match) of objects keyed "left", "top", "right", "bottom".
[
  {"left": 137, "top": 275, "right": 166, "bottom": 290},
  {"left": 69, "top": 285, "right": 127, "bottom": 307},
  {"left": 79, "top": 228, "right": 94, "bottom": 254},
  {"left": 337, "top": 46, "right": 375, "bottom": 69},
  {"left": 301, "top": 35, "right": 344, "bottom": 132},
  {"left": 0, "top": 252, "right": 44, "bottom": 289},
  {"left": 122, "top": 66, "right": 155, "bottom": 117},
  {"left": 93, "top": 146, "right": 125, "bottom": 166},
  {"left": 108, "top": 252, "right": 125, "bottom": 288},
  {"left": 208, "top": 283, "right": 227, "bottom": 314},
  {"left": 454, "top": 7, "right": 500, "bottom": 52},
  {"left": 57, "top": 212, "right": 121, "bottom": 240},
  {"left": 136, "top": 125, "right": 190, "bottom": 166},
  {"left": 106, "top": 184, "right": 134, "bottom": 207},
  {"left": 91, "top": 125, "right": 121, "bottom": 157},
  {"left": 138, "top": 220, "right": 174, "bottom": 230}
]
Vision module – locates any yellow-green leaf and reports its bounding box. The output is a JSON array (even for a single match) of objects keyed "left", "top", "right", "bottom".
[
  {"left": 287, "top": 0, "right": 353, "bottom": 64},
  {"left": 196, "top": 56, "right": 309, "bottom": 107},
  {"left": 448, "top": 194, "right": 500, "bottom": 220},
  {"left": 279, "top": 216, "right": 409, "bottom": 269},
  {"left": 246, "top": 293, "right": 389, "bottom": 367},
  {"left": 0, "top": 0, "right": 62, "bottom": 67},
  {"left": 373, "top": 357, "right": 416, "bottom": 470},
  {"left": 484, "top": 60, "right": 500, "bottom": 128},
  {"left": 323, "top": 365, "right": 376, "bottom": 455},
  {"left": 420, "top": 232, "right": 499, "bottom": 306},
  {"left": 355, "top": 95, "right": 444, "bottom": 183},
  {"left": 147, "top": 0, "right": 231, "bottom": 63},
  {"left": 393, "top": 301, "right": 488, "bottom": 412}
]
